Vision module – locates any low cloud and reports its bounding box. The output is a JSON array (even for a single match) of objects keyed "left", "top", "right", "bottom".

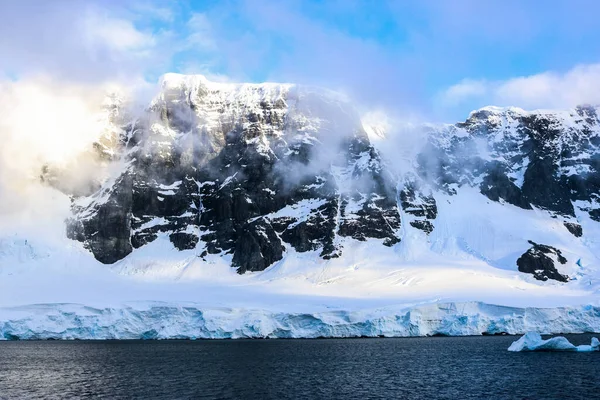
[{"left": 438, "top": 63, "right": 600, "bottom": 113}]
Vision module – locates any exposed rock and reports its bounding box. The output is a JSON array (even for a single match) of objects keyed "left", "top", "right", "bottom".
[
  {"left": 169, "top": 232, "right": 199, "bottom": 251},
  {"left": 409, "top": 220, "right": 434, "bottom": 234},
  {"left": 420, "top": 106, "right": 600, "bottom": 219},
  {"left": 564, "top": 222, "right": 583, "bottom": 237},
  {"left": 232, "top": 219, "right": 284, "bottom": 274},
  {"left": 400, "top": 178, "right": 437, "bottom": 234},
  {"left": 516, "top": 240, "right": 569, "bottom": 282},
  {"left": 479, "top": 162, "right": 531, "bottom": 209}
]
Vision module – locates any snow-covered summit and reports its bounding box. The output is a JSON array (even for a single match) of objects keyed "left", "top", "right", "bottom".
[{"left": 65, "top": 73, "right": 398, "bottom": 272}]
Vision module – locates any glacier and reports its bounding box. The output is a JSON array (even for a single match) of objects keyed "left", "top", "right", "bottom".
[
  {"left": 508, "top": 332, "right": 600, "bottom": 352},
  {"left": 2, "top": 302, "right": 600, "bottom": 340}
]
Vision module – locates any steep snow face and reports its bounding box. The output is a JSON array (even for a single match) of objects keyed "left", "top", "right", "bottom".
[
  {"left": 66, "top": 74, "right": 401, "bottom": 272},
  {"left": 399, "top": 105, "right": 600, "bottom": 282}
]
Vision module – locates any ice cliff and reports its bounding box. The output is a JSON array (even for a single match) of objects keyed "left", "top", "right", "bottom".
[{"left": 2, "top": 302, "right": 600, "bottom": 340}]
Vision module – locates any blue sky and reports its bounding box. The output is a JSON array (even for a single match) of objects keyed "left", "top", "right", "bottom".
[{"left": 2, "top": 0, "right": 600, "bottom": 121}]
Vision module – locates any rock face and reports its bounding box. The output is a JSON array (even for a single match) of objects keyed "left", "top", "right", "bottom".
[
  {"left": 564, "top": 222, "right": 583, "bottom": 237},
  {"left": 419, "top": 105, "right": 600, "bottom": 221},
  {"left": 61, "top": 76, "right": 600, "bottom": 278},
  {"left": 516, "top": 241, "right": 569, "bottom": 282},
  {"left": 400, "top": 176, "right": 438, "bottom": 234},
  {"left": 67, "top": 75, "right": 403, "bottom": 273}
]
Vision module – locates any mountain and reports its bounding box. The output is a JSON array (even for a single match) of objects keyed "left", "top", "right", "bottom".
[
  {"left": 61, "top": 75, "right": 600, "bottom": 284},
  {"left": 415, "top": 105, "right": 600, "bottom": 281},
  {"left": 66, "top": 74, "right": 402, "bottom": 273},
  {"left": 420, "top": 105, "right": 600, "bottom": 222},
  {"left": 2, "top": 74, "right": 600, "bottom": 339}
]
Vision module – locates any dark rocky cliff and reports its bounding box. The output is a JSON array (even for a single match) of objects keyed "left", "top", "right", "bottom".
[{"left": 66, "top": 75, "right": 407, "bottom": 273}]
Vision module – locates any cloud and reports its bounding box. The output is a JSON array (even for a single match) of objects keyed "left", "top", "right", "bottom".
[
  {"left": 181, "top": 0, "right": 427, "bottom": 116},
  {"left": 438, "top": 63, "right": 600, "bottom": 113},
  {"left": 0, "top": 1, "right": 169, "bottom": 83},
  {"left": 0, "top": 1, "right": 161, "bottom": 225},
  {"left": 84, "top": 12, "right": 155, "bottom": 53},
  {"left": 174, "top": 0, "right": 600, "bottom": 122},
  {"left": 185, "top": 13, "right": 216, "bottom": 51},
  {"left": 0, "top": 77, "right": 127, "bottom": 231},
  {"left": 128, "top": 2, "right": 175, "bottom": 23},
  {"left": 440, "top": 80, "right": 489, "bottom": 105}
]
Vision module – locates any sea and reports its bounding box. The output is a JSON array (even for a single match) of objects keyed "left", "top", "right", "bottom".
[{"left": 0, "top": 335, "right": 598, "bottom": 399}]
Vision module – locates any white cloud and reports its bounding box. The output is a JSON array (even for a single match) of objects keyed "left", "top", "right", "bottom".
[
  {"left": 439, "top": 63, "right": 600, "bottom": 111},
  {"left": 0, "top": 1, "right": 165, "bottom": 222},
  {"left": 0, "top": 1, "right": 161, "bottom": 83},
  {"left": 0, "top": 77, "right": 128, "bottom": 223},
  {"left": 440, "top": 79, "right": 489, "bottom": 105},
  {"left": 84, "top": 13, "right": 155, "bottom": 53},
  {"left": 129, "top": 2, "right": 175, "bottom": 23},
  {"left": 185, "top": 12, "right": 216, "bottom": 50}
]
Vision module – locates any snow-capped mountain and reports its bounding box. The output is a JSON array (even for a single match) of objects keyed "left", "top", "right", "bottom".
[
  {"left": 2, "top": 74, "right": 600, "bottom": 339},
  {"left": 62, "top": 75, "right": 600, "bottom": 284},
  {"left": 66, "top": 74, "right": 401, "bottom": 273},
  {"left": 420, "top": 105, "right": 600, "bottom": 222}
]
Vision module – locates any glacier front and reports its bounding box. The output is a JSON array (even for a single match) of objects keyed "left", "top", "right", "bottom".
[{"left": 2, "top": 302, "right": 600, "bottom": 340}]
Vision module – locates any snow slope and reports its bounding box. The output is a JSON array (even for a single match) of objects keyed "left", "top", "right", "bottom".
[{"left": 1, "top": 187, "right": 599, "bottom": 339}]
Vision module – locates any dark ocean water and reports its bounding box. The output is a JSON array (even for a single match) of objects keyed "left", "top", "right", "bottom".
[{"left": 0, "top": 335, "right": 598, "bottom": 399}]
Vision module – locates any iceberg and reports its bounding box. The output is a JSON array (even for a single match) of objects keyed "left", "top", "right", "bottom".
[{"left": 508, "top": 332, "right": 600, "bottom": 352}]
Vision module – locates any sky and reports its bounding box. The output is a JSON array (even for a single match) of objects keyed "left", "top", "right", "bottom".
[{"left": 2, "top": 0, "right": 600, "bottom": 121}]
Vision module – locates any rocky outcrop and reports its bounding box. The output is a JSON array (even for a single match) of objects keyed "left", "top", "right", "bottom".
[
  {"left": 400, "top": 177, "right": 437, "bottom": 234},
  {"left": 564, "top": 222, "right": 583, "bottom": 237},
  {"left": 516, "top": 241, "right": 569, "bottom": 282}
]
